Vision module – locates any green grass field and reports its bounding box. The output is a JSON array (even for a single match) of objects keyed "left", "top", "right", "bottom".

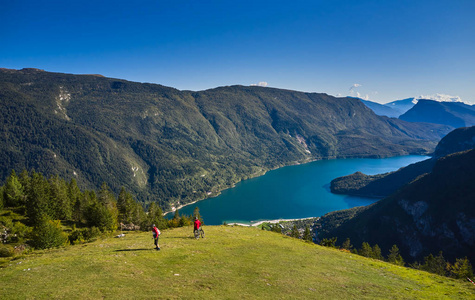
[{"left": 1, "top": 226, "right": 473, "bottom": 299}]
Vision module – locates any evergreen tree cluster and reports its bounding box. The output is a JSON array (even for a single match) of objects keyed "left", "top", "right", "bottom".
[
  {"left": 320, "top": 237, "right": 473, "bottom": 280},
  {"left": 0, "top": 170, "right": 202, "bottom": 252}
]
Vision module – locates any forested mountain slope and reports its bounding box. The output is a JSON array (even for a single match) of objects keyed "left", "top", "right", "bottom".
[
  {"left": 0, "top": 68, "right": 451, "bottom": 208},
  {"left": 330, "top": 126, "right": 475, "bottom": 198},
  {"left": 320, "top": 148, "right": 475, "bottom": 263}
]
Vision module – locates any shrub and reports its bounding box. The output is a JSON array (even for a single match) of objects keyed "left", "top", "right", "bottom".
[
  {"left": 30, "top": 219, "right": 68, "bottom": 250},
  {"left": 320, "top": 237, "right": 337, "bottom": 248},
  {"left": 0, "top": 244, "right": 15, "bottom": 257},
  {"left": 82, "top": 227, "right": 101, "bottom": 242},
  {"left": 68, "top": 227, "right": 101, "bottom": 244},
  {"left": 68, "top": 229, "right": 86, "bottom": 245},
  {"left": 9, "top": 222, "right": 31, "bottom": 243}
]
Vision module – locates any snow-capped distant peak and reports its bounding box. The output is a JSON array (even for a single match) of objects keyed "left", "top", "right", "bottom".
[{"left": 416, "top": 93, "right": 463, "bottom": 103}]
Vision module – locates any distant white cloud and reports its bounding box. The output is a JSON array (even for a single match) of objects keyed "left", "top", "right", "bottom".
[
  {"left": 348, "top": 83, "right": 363, "bottom": 98},
  {"left": 416, "top": 93, "right": 463, "bottom": 103},
  {"left": 250, "top": 81, "right": 268, "bottom": 87}
]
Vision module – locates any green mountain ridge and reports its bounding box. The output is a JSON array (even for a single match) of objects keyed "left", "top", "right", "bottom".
[
  {"left": 330, "top": 126, "right": 475, "bottom": 198},
  {"left": 0, "top": 68, "right": 452, "bottom": 208},
  {"left": 1, "top": 226, "right": 473, "bottom": 299}
]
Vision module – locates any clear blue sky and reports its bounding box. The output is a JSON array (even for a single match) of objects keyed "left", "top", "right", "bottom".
[{"left": 1, "top": 0, "right": 474, "bottom": 103}]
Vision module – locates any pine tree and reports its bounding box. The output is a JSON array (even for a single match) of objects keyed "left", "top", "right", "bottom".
[
  {"left": 147, "top": 202, "right": 167, "bottom": 229},
  {"left": 193, "top": 206, "right": 202, "bottom": 222},
  {"left": 341, "top": 238, "right": 353, "bottom": 251},
  {"left": 117, "top": 187, "right": 136, "bottom": 224},
  {"left": 290, "top": 224, "right": 300, "bottom": 238},
  {"left": 4, "top": 170, "right": 24, "bottom": 207},
  {"left": 372, "top": 244, "right": 383, "bottom": 260},
  {"left": 97, "top": 183, "right": 118, "bottom": 230},
  {"left": 85, "top": 200, "right": 116, "bottom": 232},
  {"left": 68, "top": 179, "right": 84, "bottom": 222},
  {"left": 422, "top": 252, "right": 447, "bottom": 276},
  {"left": 0, "top": 186, "right": 4, "bottom": 210},
  {"left": 387, "top": 245, "right": 405, "bottom": 266},
  {"left": 359, "top": 242, "right": 373, "bottom": 257},
  {"left": 303, "top": 225, "right": 313, "bottom": 242},
  {"left": 49, "top": 175, "right": 71, "bottom": 220},
  {"left": 449, "top": 257, "right": 473, "bottom": 279},
  {"left": 18, "top": 170, "right": 30, "bottom": 206},
  {"left": 25, "top": 172, "right": 51, "bottom": 226}
]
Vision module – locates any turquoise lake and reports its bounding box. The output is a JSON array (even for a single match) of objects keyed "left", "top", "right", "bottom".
[{"left": 176, "top": 156, "right": 429, "bottom": 225}]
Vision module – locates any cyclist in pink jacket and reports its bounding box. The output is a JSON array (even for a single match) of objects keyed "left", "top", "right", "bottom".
[{"left": 152, "top": 224, "right": 160, "bottom": 250}]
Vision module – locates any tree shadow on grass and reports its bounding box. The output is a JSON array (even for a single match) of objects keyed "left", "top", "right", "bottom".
[
  {"left": 165, "top": 236, "right": 196, "bottom": 240},
  {"left": 115, "top": 248, "right": 152, "bottom": 252}
]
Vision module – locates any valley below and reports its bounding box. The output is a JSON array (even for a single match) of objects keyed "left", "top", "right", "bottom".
[{"left": 0, "top": 68, "right": 451, "bottom": 210}]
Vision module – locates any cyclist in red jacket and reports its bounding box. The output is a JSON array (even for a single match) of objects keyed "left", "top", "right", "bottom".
[
  {"left": 194, "top": 217, "right": 204, "bottom": 239},
  {"left": 194, "top": 217, "right": 201, "bottom": 231}
]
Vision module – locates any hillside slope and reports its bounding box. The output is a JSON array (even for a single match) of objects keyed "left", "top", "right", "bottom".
[
  {"left": 1, "top": 226, "right": 473, "bottom": 299},
  {"left": 0, "top": 68, "right": 451, "bottom": 208},
  {"left": 321, "top": 148, "right": 475, "bottom": 264}
]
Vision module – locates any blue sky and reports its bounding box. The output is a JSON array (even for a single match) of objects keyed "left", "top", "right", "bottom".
[{"left": 1, "top": 0, "right": 474, "bottom": 104}]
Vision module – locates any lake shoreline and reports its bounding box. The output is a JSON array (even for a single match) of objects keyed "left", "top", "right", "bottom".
[
  {"left": 163, "top": 156, "right": 318, "bottom": 216},
  {"left": 229, "top": 217, "right": 319, "bottom": 227},
  {"left": 166, "top": 155, "right": 430, "bottom": 224}
]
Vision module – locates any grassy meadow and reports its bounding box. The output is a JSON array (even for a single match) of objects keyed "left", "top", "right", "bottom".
[{"left": 1, "top": 226, "right": 473, "bottom": 299}]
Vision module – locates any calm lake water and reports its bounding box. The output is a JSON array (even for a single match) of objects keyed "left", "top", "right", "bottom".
[{"left": 176, "top": 156, "right": 429, "bottom": 225}]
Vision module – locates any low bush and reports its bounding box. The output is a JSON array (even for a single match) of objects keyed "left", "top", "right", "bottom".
[
  {"left": 0, "top": 244, "right": 15, "bottom": 257},
  {"left": 30, "top": 219, "right": 69, "bottom": 250}
]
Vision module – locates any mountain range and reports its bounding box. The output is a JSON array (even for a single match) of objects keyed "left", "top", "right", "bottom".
[
  {"left": 0, "top": 68, "right": 451, "bottom": 209},
  {"left": 384, "top": 97, "right": 419, "bottom": 117},
  {"left": 361, "top": 96, "right": 473, "bottom": 123},
  {"left": 360, "top": 99, "right": 402, "bottom": 118}
]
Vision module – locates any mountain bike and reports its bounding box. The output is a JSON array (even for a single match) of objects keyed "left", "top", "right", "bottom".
[{"left": 194, "top": 228, "right": 205, "bottom": 239}]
